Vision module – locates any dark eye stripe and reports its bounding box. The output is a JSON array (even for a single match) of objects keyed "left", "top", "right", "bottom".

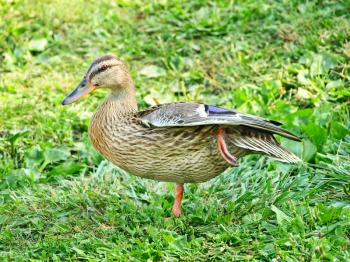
[{"left": 89, "top": 64, "right": 117, "bottom": 80}]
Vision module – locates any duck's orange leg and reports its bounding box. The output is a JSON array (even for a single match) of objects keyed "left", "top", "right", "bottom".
[
  {"left": 217, "top": 127, "right": 237, "bottom": 165},
  {"left": 172, "top": 183, "right": 184, "bottom": 217}
]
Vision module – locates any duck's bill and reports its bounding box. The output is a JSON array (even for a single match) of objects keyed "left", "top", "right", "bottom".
[{"left": 62, "top": 79, "right": 96, "bottom": 105}]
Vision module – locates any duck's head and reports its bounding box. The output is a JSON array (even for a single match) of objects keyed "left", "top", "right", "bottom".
[{"left": 62, "top": 55, "right": 133, "bottom": 105}]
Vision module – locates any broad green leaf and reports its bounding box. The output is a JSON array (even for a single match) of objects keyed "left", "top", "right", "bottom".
[
  {"left": 139, "top": 65, "right": 166, "bottom": 78},
  {"left": 330, "top": 122, "right": 348, "bottom": 140},
  {"left": 302, "top": 139, "right": 317, "bottom": 162},
  {"left": 271, "top": 205, "right": 292, "bottom": 225},
  {"left": 310, "top": 55, "right": 324, "bottom": 76},
  {"left": 43, "top": 148, "right": 70, "bottom": 164},
  {"left": 242, "top": 213, "right": 263, "bottom": 224},
  {"left": 281, "top": 139, "right": 302, "bottom": 158},
  {"left": 310, "top": 53, "right": 338, "bottom": 76},
  {"left": 46, "top": 162, "right": 84, "bottom": 179},
  {"left": 28, "top": 38, "right": 48, "bottom": 52},
  {"left": 303, "top": 123, "right": 327, "bottom": 149},
  {"left": 25, "top": 146, "right": 44, "bottom": 168}
]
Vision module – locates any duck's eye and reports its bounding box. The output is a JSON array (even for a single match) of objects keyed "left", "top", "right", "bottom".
[{"left": 99, "top": 65, "right": 109, "bottom": 72}]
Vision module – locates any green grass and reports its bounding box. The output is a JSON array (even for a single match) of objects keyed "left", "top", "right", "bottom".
[{"left": 0, "top": 0, "right": 349, "bottom": 260}]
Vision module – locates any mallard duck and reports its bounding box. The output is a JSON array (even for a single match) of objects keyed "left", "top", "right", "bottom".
[{"left": 62, "top": 55, "right": 301, "bottom": 217}]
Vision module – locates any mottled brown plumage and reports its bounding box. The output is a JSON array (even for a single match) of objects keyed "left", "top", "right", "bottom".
[
  {"left": 62, "top": 55, "right": 302, "bottom": 217},
  {"left": 88, "top": 95, "right": 231, "bottom": 183}
]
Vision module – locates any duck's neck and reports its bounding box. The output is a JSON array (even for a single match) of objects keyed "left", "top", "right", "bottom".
[{"left": 96, "top": 84, "right": 138, "bottom": 120}]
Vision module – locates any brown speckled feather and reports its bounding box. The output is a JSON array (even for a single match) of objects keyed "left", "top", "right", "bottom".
[
  {"left": 88, "top": 95, "right": 300, "bottom": 183},
  {"left": 89, "top": 96, "right": 230, "bottom": 183}
]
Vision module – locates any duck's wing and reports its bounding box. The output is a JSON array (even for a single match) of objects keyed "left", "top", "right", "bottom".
[{"left": 139, "top": 102, "right": 301, "bottom": 142}]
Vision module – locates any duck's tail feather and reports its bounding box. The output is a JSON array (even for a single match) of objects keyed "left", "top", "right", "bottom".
[{"left": 230, "top": 132, "right": 302, "bottom": 163}]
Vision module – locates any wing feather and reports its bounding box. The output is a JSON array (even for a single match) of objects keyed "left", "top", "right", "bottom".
[
  {"left": 139, "top": 102, "right": 301, "bottom": 142},
  {"left": 231, "top": 134, "right": 301, "bottom": 163}
]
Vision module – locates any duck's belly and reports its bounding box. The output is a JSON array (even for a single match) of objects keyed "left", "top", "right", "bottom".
[{"left": 89, "top": 124, "right": 230, "bottom": 183}]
